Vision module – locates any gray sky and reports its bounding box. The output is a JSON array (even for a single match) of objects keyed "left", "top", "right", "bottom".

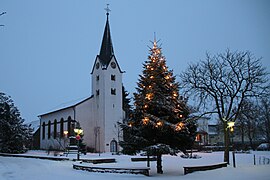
[{"left": 1, "top": 0, "right": 269, "bottom": 123}]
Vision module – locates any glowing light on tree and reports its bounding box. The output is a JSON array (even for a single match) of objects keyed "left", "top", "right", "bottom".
[
  {"left": 175, "top": 122, "right": 185, "bottom": 131},
  {"left": 142, "top": 117, "right": 149, "bottom": 125}
]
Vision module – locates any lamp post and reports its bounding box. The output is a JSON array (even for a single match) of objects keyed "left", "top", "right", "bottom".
[
  {"left": 74, "top": 128, "right": 83, "bottom": 161},
  {"left": 227, "top": 121, "right": 236, "bottom": 168},
  {"left": 63, "top": 130, "right": 68, "bottom": 150}
]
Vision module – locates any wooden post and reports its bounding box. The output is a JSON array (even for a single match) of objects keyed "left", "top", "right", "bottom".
[
  {"left": 254, "top": 154, "right": 256, "bottom": 165},
  {"left": 147, "top": 154, "right": 150, "bottom": 167},
  {"left": 232, "top": 151, "right": 236, "bottom": 168}
]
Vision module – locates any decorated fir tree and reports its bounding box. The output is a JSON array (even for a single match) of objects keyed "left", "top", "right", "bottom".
[{"left": 120, "top": 39, "right": 196, "bottom": 174}]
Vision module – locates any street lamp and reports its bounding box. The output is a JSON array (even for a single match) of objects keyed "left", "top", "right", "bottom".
[
  {"left": 74, "top": 128, "right": 83, "bottom": 161},
  {"left": 227, "top": 121, "right": 236, "bottom": 168},
  {"left": 63, "top": 130, "right": 68, "bottom": 150},
  {"left": 227, "top": 121, "right": 235, "bottom": 131}
]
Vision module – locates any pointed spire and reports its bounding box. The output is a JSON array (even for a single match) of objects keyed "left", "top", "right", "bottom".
[{"left": 99, "top": 4, "right": 114, "bottom": 66}]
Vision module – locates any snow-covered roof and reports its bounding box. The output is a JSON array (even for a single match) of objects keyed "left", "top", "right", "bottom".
[
  {"left": 38, "top": 96, "right": 93, "bottom": 117},
  {"left": 27, "top": 120, "right": 40, "bottom": 133}
]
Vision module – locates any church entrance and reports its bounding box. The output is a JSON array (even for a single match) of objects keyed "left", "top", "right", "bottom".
[{"left": 110, "top": 140, "right": 117, "bottom": 152}]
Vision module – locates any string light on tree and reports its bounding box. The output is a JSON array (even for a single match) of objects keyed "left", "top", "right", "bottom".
[
  {"left": 156, "top": 121, "right": 163, "bottom": 128},
  {"left": 128, "top": 122, "right": 133, "bottom": 127},
  {"left": 142, "top": 117, "right": 149, "bottom": 125},
  {"left": 146, "top": 93, "right": 153, "bottom": 100},
  {"left": 175, "top": 122, "right": 185, "bottom": 131}
]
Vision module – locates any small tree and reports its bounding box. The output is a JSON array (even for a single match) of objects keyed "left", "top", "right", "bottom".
[
  {"left": 120, "top": 40, "right": 196, "bottom": 174},
  {"left": 0, "top": 92, "right": 32, "bottom": 153},
  {"left": 181, "top": 50, "right": 269, "bottom": 163}
]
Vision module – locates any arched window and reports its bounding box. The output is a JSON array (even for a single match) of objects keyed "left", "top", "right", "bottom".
[
  {"left": 53, "top": 119, "right": 57, "bottom": 139},
  {"left": 60, "top": 118, "right": 64, "bottom": 138},
  {"left": 67, "top": 116, "right": 71, "bottom": 137},
  {"left": 110, "top": 140, "right": 118, "bottom": 153},
  {"left": 42, "top": 122, "right": 45, "bottom": 139},
  {"left": 48, "top": 120, "right": 51, "bottom": 139}
]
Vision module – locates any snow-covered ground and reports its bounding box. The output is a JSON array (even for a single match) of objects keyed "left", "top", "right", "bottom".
[{"left": 0, "top": 151, "right": 270, "bottom": 180}]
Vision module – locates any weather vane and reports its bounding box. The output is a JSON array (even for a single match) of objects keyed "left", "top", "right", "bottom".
[{"left": 105, "top": 4, "right": 111, "bottom": 16}]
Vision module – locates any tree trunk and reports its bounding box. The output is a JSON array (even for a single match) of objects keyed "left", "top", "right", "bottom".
[
  {"left": 156, "top": 153, "right": 163, "bottom": 174},
  {"left": 224, "top": 123, "right": 230, "bottom": 164},
  {"left": 241, "top": 124, "right": 245, "bottom": 147}
]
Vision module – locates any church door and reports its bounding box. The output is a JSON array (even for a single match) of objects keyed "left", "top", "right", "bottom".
[{"left": 110, "top": 140, "right": 117, "bottom": 152}]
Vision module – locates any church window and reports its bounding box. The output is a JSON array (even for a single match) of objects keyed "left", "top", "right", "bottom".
[
  {"left": 42, "top": 122, "right": 45, "bottom": 139},
  {"left": 96, "top": 62, "right": 100, "bottom": 69},
  {"left": 96, "top": 75, "right": 99, "bottom": 81},
  {"left": 68, "top": 117, "right": 71, "bottom": 137},
  {"left": 96, "top": 89, "right": 100, "bottom": 96},
  {"left": 48, "top": 121, "right": 51, "bottom": 139},
  {"left": 60, "top": 118, "right": 64, "bottom": 138},
  {"left": 53, "top": 119, "right": 57, "bottom": 139},
  {"left": 111, "top": 88, "right": 116, "bottom": 95},
  {"left": 111, "top": 75, "right": 115, "bottom": 81}
]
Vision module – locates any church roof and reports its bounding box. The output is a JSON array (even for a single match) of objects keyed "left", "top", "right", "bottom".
[
  {"left": 98, "top": 12, "right": 114, "bottom": 67},
  {"left": 38, "top": 96, "right": 93, "bottom": 117}
]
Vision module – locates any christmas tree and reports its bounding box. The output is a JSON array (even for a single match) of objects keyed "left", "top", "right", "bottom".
[{"left": 120, "top": 39, "right": 197, "bottom": 174}]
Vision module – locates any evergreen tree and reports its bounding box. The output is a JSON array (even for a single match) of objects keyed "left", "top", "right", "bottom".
[
  {"left": 120, "top": 40, "right": 196, "bottom": 174},
  {"left": 0, "top": 92, "right": 32, "bottom": 153},
  {"left": 122, "top": 86, "right": 132, "bottom": 123},
  {"left": 121, "top": 86, "right": 133, "bottom": 150}
]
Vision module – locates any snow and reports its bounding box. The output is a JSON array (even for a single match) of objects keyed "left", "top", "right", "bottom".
[
  {"left": 27, "top": 120, "right": 40, "bottom": 133},
  {"left": 0, "top": 151, "right": 270, "bottom": 180}
]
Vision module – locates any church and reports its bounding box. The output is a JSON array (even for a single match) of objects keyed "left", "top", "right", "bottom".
[{"left": 39, "top": 10, "right": 125, "bottom": 153}]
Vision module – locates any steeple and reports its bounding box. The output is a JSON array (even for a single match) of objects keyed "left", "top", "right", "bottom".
[{"left": 99, "top": 4, "right": 114, "bottom": 66}]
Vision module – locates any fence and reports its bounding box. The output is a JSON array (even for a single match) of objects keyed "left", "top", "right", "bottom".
[{"left": 254, "top": 155, "right": 270, "bottom": 165}]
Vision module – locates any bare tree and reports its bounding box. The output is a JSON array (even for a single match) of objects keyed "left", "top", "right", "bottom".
[
  {"left": 180, "top": 49, "right": 269, "bottom": 163},
  {"left": 258, "top": 98, "right": 270, "bottom": 143}
]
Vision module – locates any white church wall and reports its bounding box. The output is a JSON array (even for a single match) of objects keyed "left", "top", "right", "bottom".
[
  {"left": 40, "top": 107, "right": 74, "bottom": 150},
  {"left": 75, "top": 98, "right": 96, "bottom": 151}
]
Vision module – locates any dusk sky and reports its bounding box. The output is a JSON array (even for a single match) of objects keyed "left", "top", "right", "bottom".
[{"left": 1, "top": 0, "right": 269, "bottom": 123}]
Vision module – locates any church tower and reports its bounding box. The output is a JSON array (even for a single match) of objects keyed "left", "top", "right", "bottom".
[{"left": 91, "top": 8, "right": 124, "bottom": 153}]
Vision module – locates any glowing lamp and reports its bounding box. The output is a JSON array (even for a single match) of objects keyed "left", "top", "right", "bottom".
[
  {"left": 74, "top": 128, "right": 83, "bottom": 135},
  {"left": 63, "top": 130, "right": 68, "bottom": 136}
]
